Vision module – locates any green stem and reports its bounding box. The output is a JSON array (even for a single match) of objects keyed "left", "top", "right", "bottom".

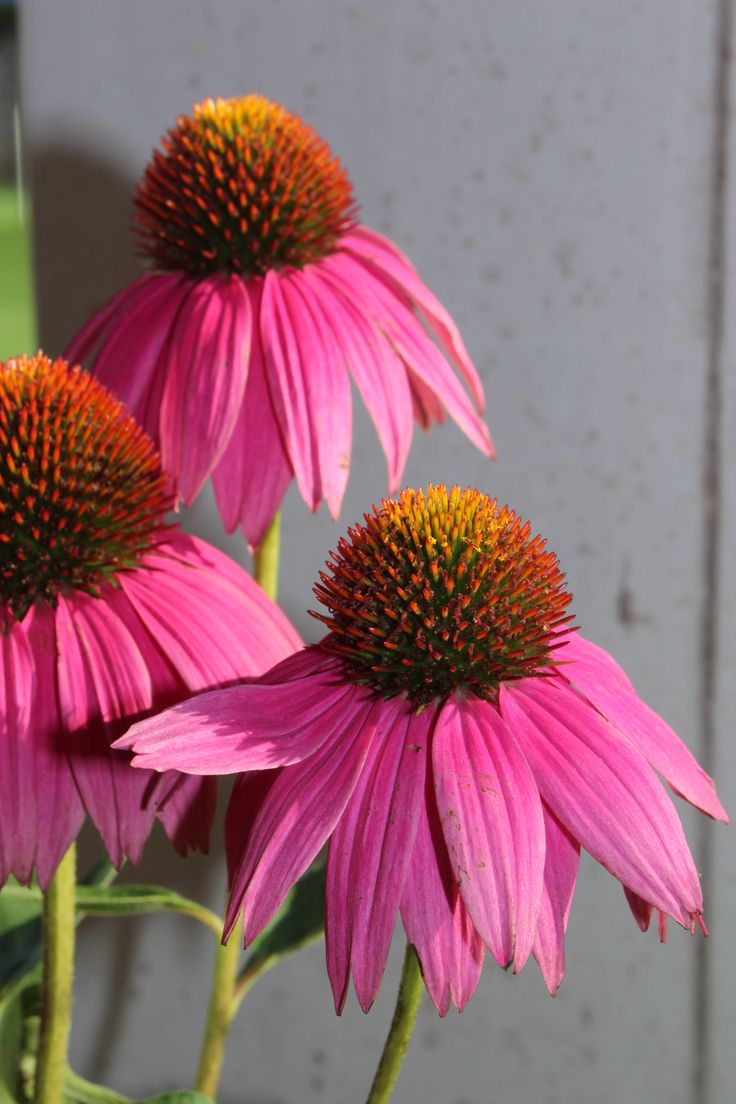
[
  {"left": 34, "top": 844, "right": 77, "bottom": 1104},
  {"left": 365, "top": 944, "right": 424, "bottom": 1104},
  {"left": 194, "top": 918, "right": 242, "bottom": 1098},
  {"left": 194, "top": 510, "right": 282, "bottom": 1098},
  {"left": 252, "top": 511, "right": 281, "bottom": 601}
]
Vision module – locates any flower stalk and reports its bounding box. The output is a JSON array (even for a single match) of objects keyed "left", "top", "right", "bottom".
[
  {"left": 194, "top": 510, "right": 283, "bottom": 1097},
  {"left": 365, "top": 943, "right": 424, "bottom": 1104},
  {"left": 253, "top": 511, "right": 282, "bottom": 601},
  {"left": 34, "top": 844, "right": 77, "bottom": 1104}
]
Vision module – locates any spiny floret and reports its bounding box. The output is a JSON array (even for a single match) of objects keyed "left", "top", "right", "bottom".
[
  {"left": 134, "top": 95, "right": 357, "bottom": 277},
  {"left": 0, "top": 353, "right": 171, "bottom": 621},
  {"left": 313, "top": 485, "right": 574, "bottom": 704}
]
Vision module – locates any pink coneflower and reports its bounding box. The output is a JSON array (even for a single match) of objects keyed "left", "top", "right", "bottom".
[
  {"left": 0, "top": 353, "right": 300, "bottom": 889},
  {"left": 65, "top": 96, "right": 494, "bottom": 549},
  {"left": 117, "top": 486, "right": 727, "bottom": 1014}
]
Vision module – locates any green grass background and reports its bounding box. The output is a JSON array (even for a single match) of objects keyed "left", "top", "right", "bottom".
[{"left": 0, "top": 182, "right": 36, "bottom": 358}]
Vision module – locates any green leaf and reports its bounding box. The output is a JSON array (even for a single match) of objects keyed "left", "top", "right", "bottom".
[
  {"left": 0, "top": 859, "right": 117, "bottom": 1002},
  {"left": 63, "top": 1067, "right": 130, "bottom": 1103},
  {"left": 235, "top": 864, "right": 325, "bottom": 1002},
  {"left": 0, "top": 879, "right": 43, "bottom": 997},
  {"left": 74, "top": 887, "right": 221, "bottom": 938},
  {"left": 136, "top": 1095, "right": 215, "bottom": 1104},
  {"left": 0, "top": 985, "right": 23, "bottom": 1104}
]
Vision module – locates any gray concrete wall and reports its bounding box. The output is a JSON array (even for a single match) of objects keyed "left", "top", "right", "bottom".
[{"left": 19, "top": 2, "right": 735, "bottom": 1102}]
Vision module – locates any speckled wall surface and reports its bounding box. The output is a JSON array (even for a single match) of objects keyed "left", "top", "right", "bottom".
[{"left": 19, "top": 2, "right": 735, "bottom": 1102}]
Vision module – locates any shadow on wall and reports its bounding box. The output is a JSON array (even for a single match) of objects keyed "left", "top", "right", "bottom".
[{"left": 28, "top": 143, "right": 139, "bottom": 352}]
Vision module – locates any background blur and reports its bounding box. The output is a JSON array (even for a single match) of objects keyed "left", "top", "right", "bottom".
[{"left": 5, "top": 1, "right": 735, "bottom": 1101}]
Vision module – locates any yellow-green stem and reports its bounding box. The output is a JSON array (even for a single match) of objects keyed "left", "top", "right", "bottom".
[
  {"left": 194, "top": 919, "right": 242, "bottom": 1097},
  {"left": 253, "top": 511, "right": 281, "bottom": 601},
  {"left": 194, "top": 511, "right": 282, "bottom": 1097},
  {"left": 34, "top": 844, "right": 77, "bottom": 1104},
  {"left": 365, "top": 944, "right": 424, "bottom": 1104}
]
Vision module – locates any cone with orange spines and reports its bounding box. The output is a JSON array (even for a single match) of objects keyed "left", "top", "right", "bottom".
[
  {"left": 135, "top": 95, "right": 357, "bottom": 276},
  {"left": 0, "top": 353, "right": 170, "bottom": 621},
  {"left": 312, "top": 486, "right": 574, "bottom": 704}
]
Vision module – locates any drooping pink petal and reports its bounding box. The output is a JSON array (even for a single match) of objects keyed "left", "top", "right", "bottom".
[
  {"left": 325, "top": 699, "right": 431, "bottom": 1012},
  {"left": 55, "top": 594, "right": 160, "bottom": 867},
  {"left": 432, "top": 695, "right": 545, "bottom": 971},
  {"left": 150, "top": 533, "right": 301, "bottom": 663},
  {"left": 342, "top": 226, "right": 486, "bottom": 411},
  {"left": 557, "top": 633, "right": 728, "bottom": 822},
  {"left": 55, "top": 592, "right": 152, "bottom": 727},
  {"left": 116, "top": 650, "right": 361, "bottom": 774},
  {"left": 225, "top": 771, "right": 281, "bottom": 886},
  {"left": 623, "top": 886, "right": 653, "bottom": 932},
  {"left": 406, "top": 367, "right": 447, "bottom": 429},
  {"left": 260, "top": 270, "right": 321, "bottom": 511},
  {"left": 306, "top": 263, "right": 413, "bottom": 493},
  {"left": 225, "top": 697, "right": 378, "bottom": 943},
  {"left": 118, "top": 554, "right": 279, "bottom": 692},
  {"left": 0, "top": 619, "right": 37, "bottom": 885},
  {"left": 159, "top": 273, "right": 252, "bottom": 503},
  {"left": 532, "top": 806, "right": 580, "bottom": 996},
  {"left": 67, "top": 274, "right": 190, "bottom": 442},
  {"left": 280, "top": 273, "right": 352, "bottom": 520},
  {"left": 324, "top": 251, "right": 494, "bottom": 457},
  {"left": 154, "top": 773, "right": 218, "bottom": 856},
  {"left": 23, "top": 605, "right": 85, "bottom": 889},
  {"left": 400, "top": 762, "right": 485, "bottom": 1016},
  {"left": 65, "top": 274, "right": 164, "bottom": 365},
  {"left": 211, "top": 283, "right": 292, "bottom": 548},
  {"left": 501, "top": 679, "right": 703, "bottom": 929}
]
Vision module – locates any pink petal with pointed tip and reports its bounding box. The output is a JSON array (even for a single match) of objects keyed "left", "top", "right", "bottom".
[
  {"left": 343, "top": 226, "right": 486, "bottom": 410},
  {"left": 119, "top": 672, "right": 360, "bottom": 775},
  {"left": 557, "top": 633, "right": 728, "bottom": 822},
  {"left": 281, "top": 273, "right": 352, "bottom": 519},
  {"left": 159, "top": 273, "right": 251, "bottom": 503},
  {"left": 211, "top": 284, "right": 292, "bottom": 548},
  {"left": 150, "top": 533, "right": 301, "bottom": 659},
  {"left": 433, "top": 696, "right": 545, "bottom": 972},
  {"left": 65, "top": 273, "right": 163, "bottom": 365},
  {"left": 325, "top": 252, "right": 494, "bottom": 457},
  {"left": 532, "top": 806, "right": 580, "bottom": 996},
  {"left": 87, "top": 583, "right": 219, "bottom": 859},
  {"left": 400, "top": 757, "right": 485, "bottom": 1016},
  {"left": 305, "top": 264, "right": 413, "bottom": 493},
  {"left": 225, "top": 697, "right": 377, "bottom": 943},
  {"left": 0, "top": 619, "right": 37, "bottom": 885},
  {"left": 69, "top": 274, "right": 191, "bottom": 443},
  {"left": 326, "top": 699, "right": 430, "bottom": 1012},
  {"left": 118, "top": 555, "right": 289, "bottom": 693},
  {"left": 260, "top": 270, "right": 321, "bottom": 510},
  {"left": 154, "top": 773, "right": 218, "bottom": 856},
  {"left": 55, "top": 592, "right": 152, "bottom": 727},
  {"left": 225, "top": 771, "right": 281, "bottom": 887},
  {"left": 501, "top": 679, "right": 703, "bottom": 929},
  {"left": 407, "top": 367, "right": 447, "bottom": 428},
  {"left": 55, "top": 594, "right": 160, "bottom": 867},
  {"left": 623, "top": 886, "right": 653, "bottom": 932},
  {"left": 23, "top": 606, "right": 85, "bottom": 889}
]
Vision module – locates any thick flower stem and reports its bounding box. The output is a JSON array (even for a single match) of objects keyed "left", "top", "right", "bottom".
[
  {"left": 34, "top": 843, "right": 77, "bottom": 1104},
  {"left": 194, "top": 511, "right": 282, "bottom": 1098},
  {"left": 194, "top": 925, "right": 242, "bottom": 1098},
  {"left": 365, "top": 943, "right": 424, "bottom": 1104},
  {"left": 253, "top": 511, "right": 281, "bottom": 601}
]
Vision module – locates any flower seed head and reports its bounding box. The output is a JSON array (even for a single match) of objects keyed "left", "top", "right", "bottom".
[
  {"left": 313, "top": 485, "right": 574, "bottom": 704},
  {"left": 0, "top": 353, "right": 171, "bottom": 620},
  {"left": 134, "top": 95, "right": 357, "bottom": 277}
]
